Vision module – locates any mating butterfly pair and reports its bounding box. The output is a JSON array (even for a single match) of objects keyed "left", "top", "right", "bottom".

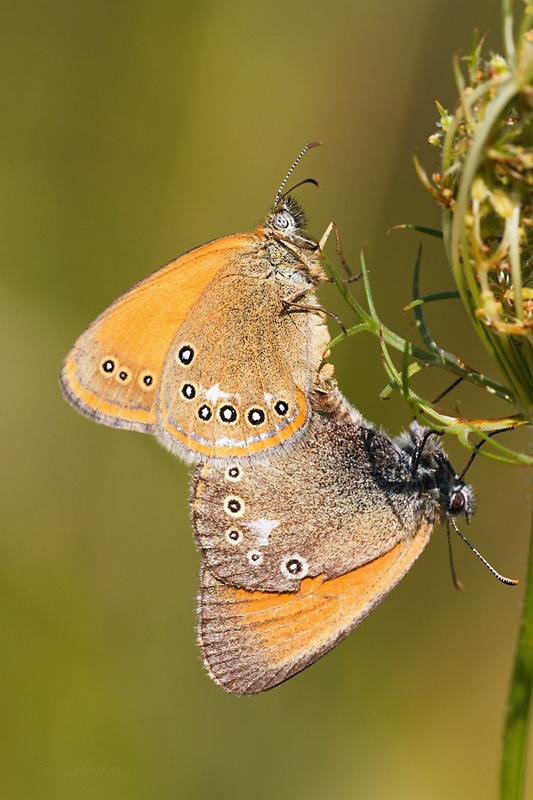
[{"left": 60, "top": 145, "right": 474, "bottom": 693}]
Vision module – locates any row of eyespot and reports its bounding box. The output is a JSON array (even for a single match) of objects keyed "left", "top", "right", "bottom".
[
  {"left": 225, "top": 519, "right": 307, "bottom": 578},
  {"left": 99, "top": 357, "right": 291, "bottom": 427},
  {"left": 216, "top": 483, "right": 308, "bottom": 578},
  {"left": 99, "top": 343, "right": 215, "bottom": 380},
  {"left": 97, "top": 342, "right": 201, "bottom": 387},
  {"left": 180, "top": 384, "right": 289, "bottom": 426},
  {"left": 177, "top": 343, "right": 291, "bottom": 424},
  {"left": 233, "top": 543, "right": 309, "bottom": 579},
  {"left": 99, "top": 358, "right": 155, "bottom": 390}
]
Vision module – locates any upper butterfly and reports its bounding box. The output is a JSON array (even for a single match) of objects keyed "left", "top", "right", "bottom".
[{"left": 60, "top": 142, "right": 333, "bottom": 463}]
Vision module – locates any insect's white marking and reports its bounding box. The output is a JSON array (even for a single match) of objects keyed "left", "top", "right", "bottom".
[
  {"left": 245, "top": 518, "right": 280, "bottom": 546},
  {"left": 204, "top": 384, "right": 231, "bottom": 403}
]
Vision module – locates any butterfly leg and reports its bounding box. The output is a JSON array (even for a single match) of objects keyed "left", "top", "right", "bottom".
[
  {"left": 282, "top": 297, "right": 347, "bottom": 336},
  {"left": 318, "top": 221, "right": 353, "bottom": 279}
]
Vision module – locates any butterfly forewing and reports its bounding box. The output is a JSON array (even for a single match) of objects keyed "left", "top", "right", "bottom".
[{"left": 60, "top": 235, "right": 251, "bottom": 432}]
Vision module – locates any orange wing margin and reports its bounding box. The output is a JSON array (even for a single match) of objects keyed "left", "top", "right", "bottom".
[
  {"left": 60, "top": 235, "right": 254, "bottom": 430},
  {"left": 198, "top": 525, "right": 432, "bottom": 694}
]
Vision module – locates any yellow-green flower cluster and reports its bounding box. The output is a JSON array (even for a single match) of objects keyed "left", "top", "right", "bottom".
[{"left": 420, "top": 20, "right": 533, "bottom": 416}]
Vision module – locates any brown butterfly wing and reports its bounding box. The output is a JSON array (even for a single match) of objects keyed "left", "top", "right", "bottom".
[
  {"left": 191, "top": 403, "right": 433, "bottom": 591},
  {"left": 60, "top": 234, "right": 258, "bottom": 432},
  {"left": 156, "top": 258, "right": 329, "bottom": 460},
  {"left": 197, "top": 528, "right": 432, "bottom": 694},
  {"left": 60, "top": 228, "right": 330, "bottom": 461}
]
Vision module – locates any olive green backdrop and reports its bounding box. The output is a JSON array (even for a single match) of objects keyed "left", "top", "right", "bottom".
[{"left": 1, "top": 1, "right": 531, "bottom": 798}]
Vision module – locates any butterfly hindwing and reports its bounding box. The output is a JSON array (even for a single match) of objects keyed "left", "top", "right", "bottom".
[
  {"left": 156, "top": 261, "right": 327, "bottom": 461},
  {"left": 197, "top": 529, "right": 432, "bottom": 695},
  {"left": 191, "top": 397, "right": 436, "bottom": 592}
]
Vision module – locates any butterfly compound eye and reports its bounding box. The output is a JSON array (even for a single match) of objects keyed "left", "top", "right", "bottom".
[
  {"left": 448, "top": 483, "right": 475, "bottom": 522},
  {"left": 273, "top": 210, "right": 291, "bottom": 230},
  {"left": 450, "top": 489, "right": 466, "bottom": 514}
]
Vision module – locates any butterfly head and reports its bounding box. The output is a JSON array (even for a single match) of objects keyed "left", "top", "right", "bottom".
[
  {"left": 447, "top": 479, "right": 476, "bottom": 524},
  {"left": 263, "top": 195, "right": 319, "bottom": 251},
  {"left": 270, "top": 195, "right": 307, "bottom": 236},
  {"left": 400, "top": 421, "right": 476, "bottom": 527}
]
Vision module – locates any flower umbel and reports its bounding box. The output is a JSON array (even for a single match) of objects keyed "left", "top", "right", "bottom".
[{"left": 420, "top": 12, "right": 533, "bottom": 417}]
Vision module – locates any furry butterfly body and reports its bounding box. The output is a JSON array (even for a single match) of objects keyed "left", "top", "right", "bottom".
[
  {"left": 60, "top": 196, "right": 331, "bottom": 462},
  {"left": 191, "top": 390, "right": 474, "bottom": 694}
]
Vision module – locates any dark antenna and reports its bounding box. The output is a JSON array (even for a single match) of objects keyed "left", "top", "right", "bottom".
[
  {"left": 457, "top": 429, "right": 507, "bottom": 480},
  {"left": 274, "top": 141, "right": 322, "bottom": 208},
  {"left": 412, "top": 428, "right": 443, "bottom": 474},
  {"left": 431, "top": 377, "right": 464, "bottom": 405},
  {"left": 280, "top": 177, "right": 320, "bottom": 199},
  {"left": 411, "top": 378, "right": 463, "bottom": 473},
  {"left": 447, "top": 523, "right": 463, "bottom": 590}
]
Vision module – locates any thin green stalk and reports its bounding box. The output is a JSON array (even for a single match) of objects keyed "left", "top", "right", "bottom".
[
  {"left": 500, "top": 491, "right": 533, "bottom": 799},
  {"left": 325, "top": 253, "right": 516, "bottom": 405}
]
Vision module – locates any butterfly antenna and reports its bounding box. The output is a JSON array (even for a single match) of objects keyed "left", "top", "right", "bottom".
[
  {"left": 412, "top": 428, "right": 443, "bottom": 474},
  {"left": 281, "top": 177, "right": 320, "bottom": 199},
  {"left": 450, "top": 517, "right": 519, "bottom": 586},
  {"left": 410, "top": 379, "right": 464, "bottom": 474},
  {"left": 431, "top": 377, "right": 464, "bottom": 405},
  {"left": 447, "top": 521, "right": 463, "bottom": 590},
  {"left": 274, "top": 141, "right": 322, "bottom": 208},
  {"left": 458, "top": 429, "right": 507, "bottom": 481}
]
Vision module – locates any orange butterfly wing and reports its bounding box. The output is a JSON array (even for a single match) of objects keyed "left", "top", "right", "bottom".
[
  {"left": 197, "top": 526, "right": 432, "bottom": 694},
  {"left": 60, "top": 235, "right": 255, "bottom": 431}
]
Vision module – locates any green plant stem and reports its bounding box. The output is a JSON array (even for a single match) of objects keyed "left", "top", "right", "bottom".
[{"left": 500, "top": 487, "right": 533, "bottom": 799}]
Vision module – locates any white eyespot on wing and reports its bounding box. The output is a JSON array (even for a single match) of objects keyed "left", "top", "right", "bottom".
[
  {"left": 280, "top": 554, "right": 309, "bottom": 580},
  {"left": 247, "top": 549, "right": 264, "bottom": 566},
  {"left": 244, "top": 518, "right": 280, "bottom": 546}
]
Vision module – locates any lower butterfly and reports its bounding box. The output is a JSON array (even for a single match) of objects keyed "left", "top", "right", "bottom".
[{"left": 190, "top": 389, "right": 476, "bottom": 694}]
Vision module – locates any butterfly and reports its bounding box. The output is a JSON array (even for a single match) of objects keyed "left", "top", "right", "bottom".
[
  {"left": 60, "top": 142, "right": 335, "bottom": 463},
  {"left": 190, "top": 388, "right": 476, "bottom": 694}
]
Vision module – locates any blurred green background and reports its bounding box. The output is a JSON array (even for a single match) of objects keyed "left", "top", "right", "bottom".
[{"left": 2, "top": 1, "right": 532, "bottom": 798}]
